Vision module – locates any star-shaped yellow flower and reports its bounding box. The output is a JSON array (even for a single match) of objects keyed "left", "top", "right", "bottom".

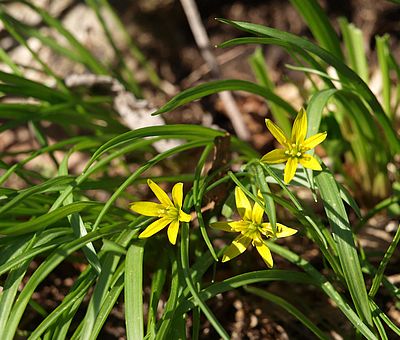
[
  {"left": 261, "top": 108, "right": 327, "bottom": 184},
  {"left": 130, "top": 179, "right": 191, "bottom": 245},
  {"left": 211, "top": 187, "right": 297, "bottom": 268}
]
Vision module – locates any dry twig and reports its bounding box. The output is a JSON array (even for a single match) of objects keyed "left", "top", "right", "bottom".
[{"left": 179, "top": 0, "right": 250, "bottom": 141}]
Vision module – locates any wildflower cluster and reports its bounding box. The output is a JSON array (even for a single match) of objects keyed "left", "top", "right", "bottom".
[{"left": 130, "top": 108, "right": 326, "bottom": 267}]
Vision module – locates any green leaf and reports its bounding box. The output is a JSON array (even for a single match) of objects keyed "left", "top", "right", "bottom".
[
  {"left": 376, "top": 35, "right": 392, "bottom": 119},
  {"left": 125, "top": 242, "right": 145, "bottom": 340},
  {"left": 338, "top": 17, "right": 369, "bottom": 83},
  {"left": 245, "top": 286, "right": 329, "bottom": 339},
  {"left": 267, "top": 242, "right": 377, "bottom": 340},
  {"left": 180, "top": 222, "right": 229, "bottom": 340},
  {"left": 153, "top": 79, "right": 296, "bottom": 117},
  {"left": 2, "top": 225, "right": 124, "bottom": 340},
  {"left": 369, "top": 224, "right": 400, "bottom": 298},
  {"left": 315, "top": 169, "right": 373, "bottom": 328},
  {"left": 290, "top": 0, "right": 343, "bottom": 59},
  {"left": 0, "top": 202, "right": 101, "bottom": 236}
]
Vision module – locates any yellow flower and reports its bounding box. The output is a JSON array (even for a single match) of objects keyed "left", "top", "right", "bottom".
[
  {"left": 130, "top": 179, "right": 191, "bottom": 245},
  {"left": 261, "top": 108, "right": 327, "bottom": 184},
  {"left": 211, "top": 187, "right": 297, "bottom": 268}
]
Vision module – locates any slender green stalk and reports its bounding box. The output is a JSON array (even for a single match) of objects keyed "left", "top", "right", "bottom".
[
  {"left": 180, "top": 222, "right": 229, "bottom": 340},
  {"left": 369, "top": 225, "right": 400, "bottom": 298}
]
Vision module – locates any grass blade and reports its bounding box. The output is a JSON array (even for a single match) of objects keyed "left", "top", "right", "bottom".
[
  {"left": 369, "top": 224, "right": 400, "bottom": 298},
  {"left": 290, "top": 0, "right": 343, "bottom": 59},
  {"left": 315, "top": 168, "right": 373, "bottom": 328},
  {"left": 376, "top": 35, "right": 392, "bottom": 119},
  {"left": 153, "top": 79, "right": 296, "bottom": 117},
  {"left": 125, "top": 242, "right": 145, "bottom": 340},
  {"left": 338, "top": 17, "right": 369, "bottom": 83},
  {"left": 245, "top": 286, "right": 329, "bottom": 340}
]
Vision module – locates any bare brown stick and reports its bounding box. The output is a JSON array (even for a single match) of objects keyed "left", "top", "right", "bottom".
[{"left": 179, "top": 0, "right": 250, "bottom": 141}]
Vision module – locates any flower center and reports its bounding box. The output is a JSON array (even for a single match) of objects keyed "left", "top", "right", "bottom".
[
  {"left": 284, "top": 143, "right": 305, "bottom": 158},
  {"left": 243, "top": 222, "right": 264, "bottom": 240},
  {"left": 160, "top": 206, "right": 179, "bottom": 220}
]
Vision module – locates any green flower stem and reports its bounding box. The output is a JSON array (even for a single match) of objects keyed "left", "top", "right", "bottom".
[{"left": 180, "top": 222, "right": 230, "bottom": 340}]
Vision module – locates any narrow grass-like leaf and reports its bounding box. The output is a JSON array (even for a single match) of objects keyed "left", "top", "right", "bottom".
[
  {"left": 0, "top": 8, "right": 68, "bottom": 91},
  {"left": 355, "top": 196, "right": 400, "bottom": 232},
  {"left": 0, "top": 238, "right": 35, "bottom": 333},
  {"left": 0, "top": 176, "right": 74, "bottom": 216},
  {"left": 315, "top": 169, "right": 373, "bottom": 328},
  {"left": 177, "top": 270, "right": 313, "bottom": 315},
  {"left": 85, "top": 0, "right": 141, "bottom": 96},
  {"left": 90, "top": 269, "right": 125, "bottom": 340},
  {"left": 95, "top": 0, "right": 161, "bottom": 87},
  {"left": 267, "top": 242, "right": 376, "bottom": 339},
  {"left": 2, "top": 225, "right": 124, "bottom": 340},
  {"left": 252, "top": 163, "right": 276, "bottom": 235},
  {"left": 153, "top": 79, "right": 296, "bottom": 117},
  {"left": 155, "top": 253, "right": 180, "bottom": 340},
  {"left": 0, "top": 202, "right": 101, "bottom": 236},
  {"left": 79, "top": 229, "right": 138, "bottom": 340},
  {"left": 290, "top": 0, "right": 343, "bottom": 59},
  {"left": 0, "top": 46, "right": 22, "bottom": 75},
  {"left": 27, "top": 270, "right": 97, "bottom": 340},
  {"left": 58, "top": 152, "right": 101, "bottom": 274},
  {"left": 146, "top": 254, "right": 168, "bottom": 338},
  {"left": 86, "top": 125, "right": 224, "bottom": 170},
  {"left": 16, "top": 0, "right": 109, "bottom": 75},
  {"left": 125, "top": 242, "right": 145, "bottom": 340},
  {"left": 369, "top": 224, "right": 400, "bottom": 298},
  {"left": 369, "top": 300, "right": 400, "bottom": 336},
  {"left": 180, "top": 222, "right": 229, "bottom": 340},
  {"left": 193, "top": 143, "right": 219, "bottom": 261},
  {"left": 0, "top": 70, "right": 69, "bottom": 102},
  {"left": 338, "top": 17, "right": 369, "bottom": 83},
  {"left": 245, "top": 286, "right": 329, "bottom": 340},
  {"left": 376, "top": 35, "right": 392, "bottom": 119}
]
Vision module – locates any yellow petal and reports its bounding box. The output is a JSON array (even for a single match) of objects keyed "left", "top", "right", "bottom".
[
  {"left": 179, "top": 209, "right": 192, "bottom": 222},
  {"left": 235, "top": 187, "right": 252, "bottom": 220},
  {"left": 299, "top": 154, "right": 322, "bottom": 171},
  {"left": 228, "top": 220, "right": 250, "bottom": 232},
  {"left": 130, "top": 201, "right": 164, "bottom": 217},
  {"left": 252, "top": 202, "right": 264, "bottom": 225},
  {"left": 265, "top": 119, "right": 288, "bottom": 146},
  {"left": 284, "top": 157, "right": 298, "bottom": 184},
  {"left": 303, "top": 131, "right": 327, "bottom": 150},
  {"left": 222, "top": 234, "right": 252, "bottom": 262},
  {"left": 139, "top": 217, "right": 171, "bottom": 239},
  {"left": 263, "top": 222, "right": 297, "bottom": 238},
  {"left": 291, "top": 108, "right": 307, "bottom": 144},
  {"left": 254, "top": 239, "right": 273, "bottom": 268},
  {"left": 260, "top": 149, "right": 288, "bottom": 164},
  {"left": 172, "top": 182, "right": 184, "bottom": 208},
  {"left": 211, "top": 221, "right": 234, "bottom": 232},
  {"left": 167, "top": 219, "right": 180, "bottom": 245},
  {"left": 147, "top": 179, "right": 173, "bottom": 206}
]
